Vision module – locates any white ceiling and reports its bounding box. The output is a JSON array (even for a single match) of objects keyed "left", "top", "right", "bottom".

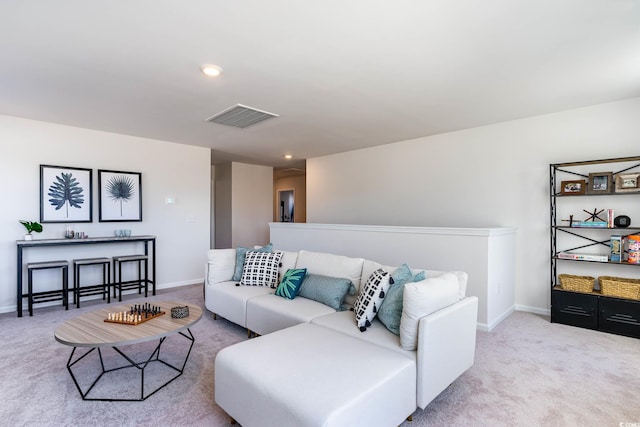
[{"left": 1, "top": 1, "right": 639, "bottom": 168}]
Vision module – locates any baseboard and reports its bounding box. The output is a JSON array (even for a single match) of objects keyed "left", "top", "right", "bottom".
[
  {"left": 477, "top": 305, "right": 516, "bottom": 332},
  {"left": 156, "top": 279, "right": 203, "bottom": 290},
  {"left": 476, "top": 322, "right": 490, "bottom": 332},
  {"left": 0, "top": 278, "right": 205, "bottom": 315},
  {"left": 515, "top": 304, "right": 550, "bottom": 316},
  {"left": 474, "top": 304, "right": 551, "bottom": 332}
]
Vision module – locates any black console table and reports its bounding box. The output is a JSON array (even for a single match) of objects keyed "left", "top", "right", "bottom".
[{"left": 16, "top": 235, "right": 156, "bottom": 317}]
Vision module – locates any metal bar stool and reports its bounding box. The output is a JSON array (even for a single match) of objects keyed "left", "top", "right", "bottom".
[
  {"left": 26, "top": 260, "right": 69, "bottom": 316},
  {"left": 72, "top": 257, "right": 111, "bottom": 308},
  {"left": 113, "top": 254, "right": 149, "bottom": 302}
]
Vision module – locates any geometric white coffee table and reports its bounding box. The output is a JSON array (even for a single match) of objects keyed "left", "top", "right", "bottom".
[{"left": 54, "top": 301, "right": 202, "bottom": 401}]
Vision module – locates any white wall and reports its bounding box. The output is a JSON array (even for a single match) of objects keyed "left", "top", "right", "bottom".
[
  {"left": 307, "top": 97, "right": 640, "bottom": 313},
  {"left": 0, "top": 115, "right": 211, "bottom": 313},
  {"left": 213, "top": 162, "right": 273, "bottom": 248},
  {"left": 214, "top": 163, "right": 232, "bottom": 248},
  {"left": 231, "top": 162, "right": 273, "bottom": 247}
]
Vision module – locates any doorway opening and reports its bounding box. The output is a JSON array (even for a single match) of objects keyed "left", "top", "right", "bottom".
[{"left": 278, "top": 190, "right": 295, "bottom": 222}]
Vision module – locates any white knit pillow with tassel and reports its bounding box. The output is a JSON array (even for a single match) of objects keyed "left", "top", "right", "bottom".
[{"left": 353, "top": 268, "right": 393, "bottom": 332}]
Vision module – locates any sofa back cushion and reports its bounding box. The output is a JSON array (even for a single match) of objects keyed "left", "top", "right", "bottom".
[
  {"left": 424, "top": 270, "right": 468, "bottom": 300},
  {"left": 361, "top": 260, "right": 393, "bottom": 285},
  {"left": 295, "top": 250, "right": 365, "bottom": 305},
  {"left": 207, "top": 249, "right": 237, "bottom": 284},
  {"left": 363, "top": 260, "right": 468, "bottom": 301},
  {"left": 278, "top": 250, "right": 299, "bottom": 280}
]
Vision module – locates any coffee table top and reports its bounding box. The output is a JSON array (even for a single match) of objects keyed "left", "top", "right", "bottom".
[{"left": 54, "top": 301, "right": 202, "bottom": 347}]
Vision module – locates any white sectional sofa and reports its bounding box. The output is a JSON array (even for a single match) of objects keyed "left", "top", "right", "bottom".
[{"left": 206, "top": 248, "right": 478, "bottom": 427}]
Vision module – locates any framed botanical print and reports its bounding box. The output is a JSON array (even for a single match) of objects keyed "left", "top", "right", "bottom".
[
  {"left": 98, "top": 169, "right": 142, "bottom": 222},
  {"left": 40, "top": 165, "right": 92, "bottom": 223}
]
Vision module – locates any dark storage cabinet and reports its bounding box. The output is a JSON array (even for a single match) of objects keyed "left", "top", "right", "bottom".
[
  {"left": 552, "top": 288, "right": 640, "bottom": 338},
  {"left": 550, "top": 156, "right": 640, "bottom": 339},
  {"left": 599, "top": 297, "right": 640, "bottom": 338},
  {"left": 551, "top": 288, "right": 598, "bottom": 330}
]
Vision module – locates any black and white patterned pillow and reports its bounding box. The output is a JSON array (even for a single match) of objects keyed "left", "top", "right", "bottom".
[
  {"left": 240, "top": 251, "right": 284, "bottom": 288},
  {"left": 353, "top": 268, "right": 393, "bottom": 332}
]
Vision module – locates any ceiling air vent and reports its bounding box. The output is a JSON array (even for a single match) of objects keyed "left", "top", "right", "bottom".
[{"left": 205, "top": 104, "right": 279, "bottom": 128}]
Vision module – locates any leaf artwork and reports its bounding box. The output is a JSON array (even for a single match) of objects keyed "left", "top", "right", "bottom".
[
  {"left": 48, "top": 172, "right": 84, "bottom": 217},
  {"left": 106, "top": 175, "right": 135, "bottom": 216},
  {"left": 279, "top": 269, "right": 306, "bottom": 298}
]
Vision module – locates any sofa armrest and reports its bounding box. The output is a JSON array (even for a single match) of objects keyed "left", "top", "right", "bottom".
[{"left": 415, "top": 296, "right": 478, "bottom": 409}]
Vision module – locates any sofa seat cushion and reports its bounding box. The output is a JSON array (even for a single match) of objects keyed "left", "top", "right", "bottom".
[
  {"left": 310, "top": 311, "right": 415, "bottom": 359},
  {"left": 204, "top": 281, "right": 273, "bottom": 328},
  {"left": 215, "top": 323, "right": 417, "bottom": 427},
  {"left": 246, "top": 294, "right": 336, "bottom": 335}
]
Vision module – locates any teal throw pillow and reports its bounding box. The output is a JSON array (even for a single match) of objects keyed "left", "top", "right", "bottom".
[
  {"left": 232, "top": 243, "right": 273, "bottom": 282},
  {"left": 378, "top": 264, "right": 426, "bottom": 335},
  {"left": 298, "top": 274, "right": 353, "bottom": 310},
  {"left": 413, "top": 270, "right": 426, "bottom": 282},
  {"left": 275, "top": 268, "right": 307, "bottom": 299}
]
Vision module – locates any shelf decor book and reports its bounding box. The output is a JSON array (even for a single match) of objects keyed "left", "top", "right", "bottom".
[
  {"left": 557, "top": 252, "right": 609, "bottom": 262},
  {"left": 571, "top": 221, "right": 608, "bottom": 228}
]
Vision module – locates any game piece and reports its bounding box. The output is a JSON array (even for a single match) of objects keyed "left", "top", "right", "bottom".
[{"left": 104, "top": 305, "right": 166, "bottom": 325}]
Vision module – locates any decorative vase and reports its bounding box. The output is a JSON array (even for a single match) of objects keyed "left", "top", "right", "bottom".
[{"left": 24, "top": 234, "right": 33, "bottom": 241}]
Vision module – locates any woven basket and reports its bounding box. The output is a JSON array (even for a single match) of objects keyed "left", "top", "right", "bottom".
[
  {"left": 598, "top": 276, "right": 640, "bottom": 300},
  {"left": 558, "top": 274, "right": 595, "bottom": 293}
]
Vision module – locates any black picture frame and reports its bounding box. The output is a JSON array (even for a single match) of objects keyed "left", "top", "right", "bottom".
[
  {"left": 98, "top": 169, "right": 142, "bottom": 222},
  {"left": 40, "top": 165, "right": 93, "bottom": 223},
  {"left": 586, "top": 172, "right": 613, "bottom": 195}
]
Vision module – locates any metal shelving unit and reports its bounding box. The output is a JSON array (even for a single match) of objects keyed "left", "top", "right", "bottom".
[{"left": 549, "top": 155, "right": 640, "bottom": 338}]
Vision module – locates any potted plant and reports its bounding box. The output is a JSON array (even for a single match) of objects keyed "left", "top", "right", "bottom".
[{"left": 19, "top": 220, "right": 43, "bottom": 240}]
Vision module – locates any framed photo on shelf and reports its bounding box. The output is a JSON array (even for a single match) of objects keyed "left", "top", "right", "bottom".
[
  {"left": 40, "top": 164, "right": 92, "bottom": 223},
  {"left": 615, "top": 173, "right": 640, "bottom": 193},
  {"left": 560, "top": 179, "right": 586, "bottom": 195},
  {"left": 98, "top": 169, "right": 142, "bottom": 222},
  {"left": 586, "top": 172, "right": 613, "bottom": 195}
]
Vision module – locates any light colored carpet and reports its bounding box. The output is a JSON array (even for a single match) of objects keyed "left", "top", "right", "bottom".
[{"left": 0, "top": 284, "right": 638, "bottom": 426}]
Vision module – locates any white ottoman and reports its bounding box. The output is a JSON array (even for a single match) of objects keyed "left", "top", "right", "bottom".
[{"left": 215, "top": 323, "right": 417, "bottom": 427}]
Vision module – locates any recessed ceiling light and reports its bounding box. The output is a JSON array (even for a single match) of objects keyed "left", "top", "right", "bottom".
[
  {"left": 284, "top": 154, "right": 293, "bottom": 159},
  {"left": 201, "top": 64, "right": 223, "bottom": 77}
]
